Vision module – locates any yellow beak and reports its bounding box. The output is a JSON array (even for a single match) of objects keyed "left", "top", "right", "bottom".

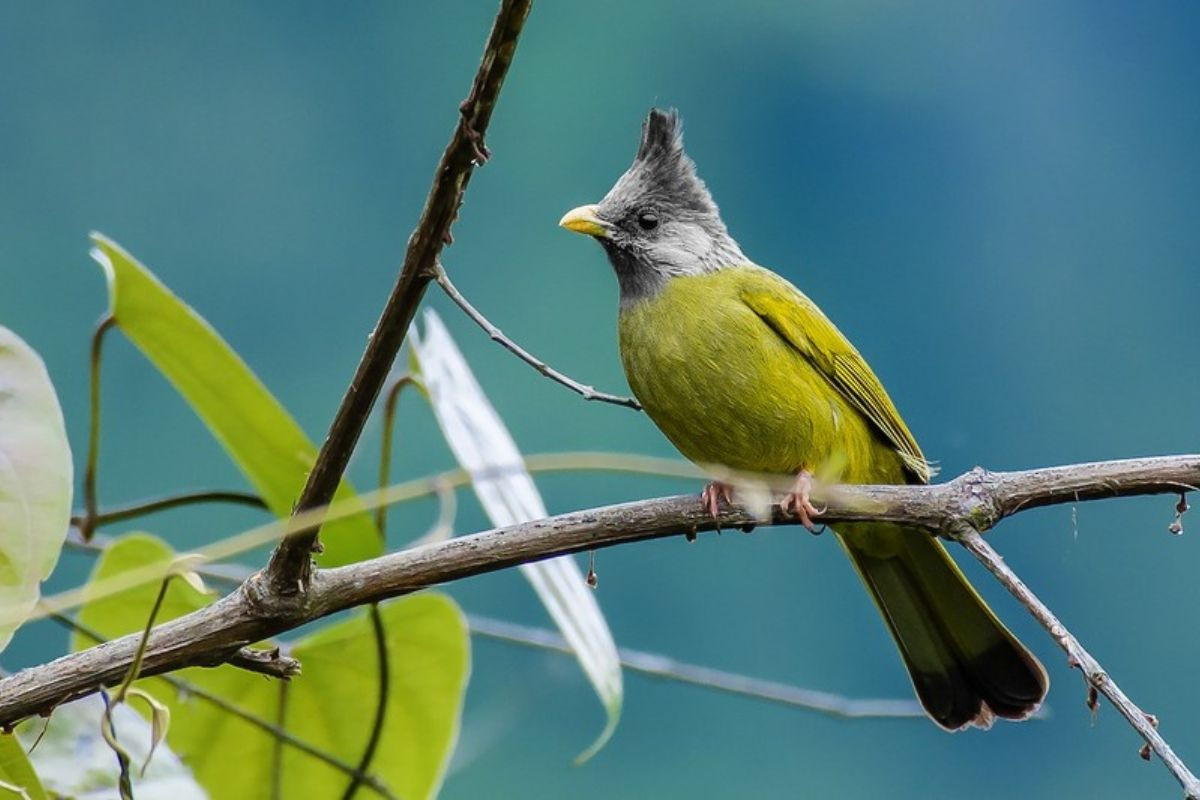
[{"left": 558, "top": 204, "right": 608, "bottom": 238}]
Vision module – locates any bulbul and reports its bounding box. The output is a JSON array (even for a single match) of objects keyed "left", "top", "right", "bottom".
[{"left": 559, "top": 108, "right": 1048, "bottom": 730}]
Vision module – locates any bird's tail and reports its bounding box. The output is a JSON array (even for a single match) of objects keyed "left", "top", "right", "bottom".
[{"left": 838, "top": 524, "right": 1048, "bottom": 730}]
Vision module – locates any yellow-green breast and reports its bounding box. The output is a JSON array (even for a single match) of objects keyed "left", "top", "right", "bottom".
[{"left": 618, "top": 265, "right": 907, "bottom": 486}]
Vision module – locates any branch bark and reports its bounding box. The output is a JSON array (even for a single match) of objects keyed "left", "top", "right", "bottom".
[
  {"left": 959, "top": 531, "right": 1200, "bottom": 798},
  {"left": 2, "top": 456, "right": 1197, "bottom": 786},
  {"left": 264, "top": 0, "right": 533, "bottom": 594}
]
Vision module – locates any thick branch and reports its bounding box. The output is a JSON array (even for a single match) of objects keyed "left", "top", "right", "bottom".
[
  {"left": 1, "top": 455, "right": 1197, "bottom": 787},
  {"left": 265, "top": 0, "right": 533, "bottom": 593}
]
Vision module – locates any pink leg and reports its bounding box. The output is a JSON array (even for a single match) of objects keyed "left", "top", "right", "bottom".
[
  {"left": 700, "top": 481, "right": 734, "bottom": 519},
  {"left": 780, "top": 469, "right": 824, "bottom": 533}
]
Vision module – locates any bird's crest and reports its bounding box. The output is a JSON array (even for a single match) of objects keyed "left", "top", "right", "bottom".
[
  {"left": 636, "top": 108, "right": 683, "bottom": 162},
  {"left": 623, "top": 108, "right": 714, "bottom": 215}
]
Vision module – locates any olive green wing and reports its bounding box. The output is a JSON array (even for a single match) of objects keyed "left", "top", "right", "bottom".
[{"left": 737, "top": 266, "right": 933, "bottom": 484}]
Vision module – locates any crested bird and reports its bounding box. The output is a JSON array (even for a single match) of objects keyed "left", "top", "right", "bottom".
[{"left": 559, "top": 108, "right": 1048, "bottom": 730}]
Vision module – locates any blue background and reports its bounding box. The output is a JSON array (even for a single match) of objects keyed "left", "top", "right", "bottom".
[{"left": 2, "top": 2, "right": 1199, "bottom": 797}]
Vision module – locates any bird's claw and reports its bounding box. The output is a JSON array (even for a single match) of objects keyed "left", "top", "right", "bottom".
[
  {"left": 700, "top": 481, "right": 733, "bottom": 519},
  {"left": 781, "top": 469, "right": 825, "bottom": 533}
]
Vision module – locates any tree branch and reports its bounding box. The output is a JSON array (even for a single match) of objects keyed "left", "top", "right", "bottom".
[
  {"left": 466, "top": 614, "right": 927, "bottom": 720},
  {"left": 433, "top": 261, "right": 642, "bottom": 409},
  {"left": 78, "top": 314, "right": 115, "bottom": 542},
  {"left": 341, "top": 605, "right": 390, "bottom": 800},
  {"left": 228, "top": 646, "right": 301, "bottom": 680},
  {"left": 70, "top": 490, "right": 268, "bottom": 529},
  {"left": 264, "top": 0, "right": 533, "bottom": 594},
  {"left": 2, "top": 455, "right": 1197, "bottom": 792},
  {"left": 959, "top": 531, "right": 1200, "bottom": 798}
]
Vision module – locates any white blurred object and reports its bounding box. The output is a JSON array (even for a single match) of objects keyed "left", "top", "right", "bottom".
[
  {"left": 20, "top": 694, "right": 206, "bottom": 800},
  {"left": 411, "top": 310, "right": 622, "bottom": 760}
]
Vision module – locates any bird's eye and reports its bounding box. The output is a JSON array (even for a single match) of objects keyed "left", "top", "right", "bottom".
[{"left": 636, "top": 212, "right": 659, "bottom": 231}]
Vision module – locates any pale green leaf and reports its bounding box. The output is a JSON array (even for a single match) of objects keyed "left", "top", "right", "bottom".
[
  {"left": 0, "top": 734, "right": 45, "bottom": 800},
  {"left": 0, "top": 327, "right": 73, "bottom": 651},
  {"left": 88, "top": 233, "right": 378, "bottom": 567},
  {"left": 125, "top": 688, "right": 171, "bottom": 775},
  {"left": 410, "top": 310, "right": 622, "bottom": 762},
  {"left": 169, "top": 554, "right": 212, "bottom": 596},
  {"left": 75, "top": 534, "right": 469, "bottom": 799}
]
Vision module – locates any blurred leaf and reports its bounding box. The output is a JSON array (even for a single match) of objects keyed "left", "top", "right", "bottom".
[
  {"left": 410, "top": 310, "right": 622, "bottom": 762},
  {"left": 124, "top": 688, "right": 171, "bottom": 776},
  {"left": 19, "top": 695, "right": 205, "bottom": 800},
  {"left": 75, "top": 534, "right": 468, "bottom": 799},
  {"left": 0, "top": 327, "right": 73, "bottom": 651},
  {"left": 88, "top": 233, "right": 378, "bottom": 567},
  {"left": 0, "top": 733, "right": 46, "bottom": 800}
]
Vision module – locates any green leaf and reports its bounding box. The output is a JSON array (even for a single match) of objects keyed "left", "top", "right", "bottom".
[
  {"left": 0, "top": 326, "right": 73, "bottom": 652},
  {"left": 88, "top": 233, "right": 378, "bottom": 567},
  {"left": 282, "top": 596, "right": 469, "bottom": 799},
  {"left": 0, "top": 734, "right": 46, "bottom": 800},
  {"left": 76, "top": 534, "right": 469, "bottom": 799},
  {"left": 411, "top": 310, "right": 622, "bottom": 762}
]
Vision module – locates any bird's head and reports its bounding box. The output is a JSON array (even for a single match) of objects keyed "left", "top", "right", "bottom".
[{"left": 560, "top": 108, "right": 744, "bottom": 303}]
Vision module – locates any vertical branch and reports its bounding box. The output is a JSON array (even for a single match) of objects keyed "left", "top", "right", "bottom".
[
  {"left": 264, "top": 0, "right": 534, "bottom": 594},
  {"left": 375, "top": 375, "right": 416, "bottom": 542},
  {"left": 959, "top": 531, "right": 1200, "bottom": 800},
  {"left": 113, "top": 578, "right": 172, "bottom": 702},
  {"left": 99, "top": 690, "right": 134, "bottom": 800},
  {"left": 271, "top": 680, "right": 290, "bottom": 800},
  {"left": 80, "top": 314, "right": 116, "bottom": 541},
  {"left": 341, "top": 605, "right": 391, "bottom": 800},
  {"left": 341, "top": 376, "right": 410, "bottom": 797}
]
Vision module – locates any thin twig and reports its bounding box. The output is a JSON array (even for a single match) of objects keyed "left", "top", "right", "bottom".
[
  {"left": 342, "top": 606, "right": 390, "bottom": 800},
  {"left": 99, "top": 690, "right": 133, "bottom": 800},
  {"left": 227, "top": 647, "right": 301, "bottom": 679},
  {"left": 264, "top": 0, "right": 534, "bottom": 593},
  {"left": 434, "top": 261, "right": 641, "bottom": 410},
  {"left": 79, "top": 314, "right": 116, "bottom": 542},
  {"left": 467, "top": 614, "right": 925, "bottom": 720},
  {"left": 376, "top": 375, "right": 416, "bottom": 542},
  {"left": 271, "top": 680, "right": 288, "bottom": 800},
  {"left": 4, "top": 456, "right": 1200, "bottom": 795},
  {"left": 959, "top": 531, "right": 1200, "bottom": 799},
  {"left": 71, "top": 490, "right": 268, "bottom": 530},
  {"left": 113, "top": 579, "right": 171, "bottom": 702}
]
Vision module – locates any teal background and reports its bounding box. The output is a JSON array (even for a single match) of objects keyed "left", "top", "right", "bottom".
[{"left": 3, "top": 2, "right": 1199, "bottom": 797}]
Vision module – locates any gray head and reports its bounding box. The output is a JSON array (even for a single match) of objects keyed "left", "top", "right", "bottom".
[{"left": 560, "top": 108, "right": 745, "bottom": 303}]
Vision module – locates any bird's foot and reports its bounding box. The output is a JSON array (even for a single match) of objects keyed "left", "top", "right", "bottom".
[
  {"left": 700, "top": 481, "right": 734, "bottom": 519},
  {"left": 780, "top": 469, "right": 825, "bottom": 533}
]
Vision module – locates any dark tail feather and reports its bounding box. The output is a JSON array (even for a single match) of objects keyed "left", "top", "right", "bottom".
[{"left": 839, "top": 525, "right": 1048, "bottom": 730}]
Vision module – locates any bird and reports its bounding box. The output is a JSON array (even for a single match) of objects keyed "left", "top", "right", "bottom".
[{"left": 558, "top": 108, "right": 1048, "bottom": 730}]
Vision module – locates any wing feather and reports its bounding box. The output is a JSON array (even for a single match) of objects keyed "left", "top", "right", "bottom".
[{"left": 738, "top": 267, "right": 933, "bottom": 484}]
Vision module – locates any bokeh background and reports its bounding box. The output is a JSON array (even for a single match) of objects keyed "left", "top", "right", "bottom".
[{"left": 3, "top": 2, "right": 1199, "bottom": 797}]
